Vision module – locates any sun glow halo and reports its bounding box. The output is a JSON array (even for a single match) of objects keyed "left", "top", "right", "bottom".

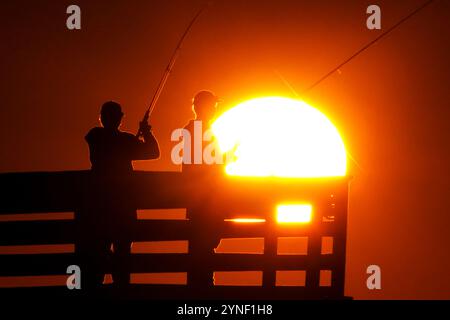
[{"left": 212, "top": 97, "right": 346, "bottom": 177}]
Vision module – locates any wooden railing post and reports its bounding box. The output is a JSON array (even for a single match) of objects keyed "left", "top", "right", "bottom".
[
  {"left": 263, "top": 216, "right": 277, "bottom": 288},
  {"left": 331, "top": 183, "right": 349, "bottom": 297},
  {"left": 305, "top": 201, "right": 322, "bottom": 294}
]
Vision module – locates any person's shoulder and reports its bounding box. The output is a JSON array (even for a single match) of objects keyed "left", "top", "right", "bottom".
[
  {"left": 87, "top": 127, "right": 103, "bottom": 134},
  {"left": 85, "top": 127, "right": 104, "bottom": 142}
]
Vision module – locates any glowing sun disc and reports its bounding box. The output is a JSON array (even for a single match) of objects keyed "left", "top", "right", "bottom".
[{"left": 212, "top": 97, "right": 346, "bottom": 177}]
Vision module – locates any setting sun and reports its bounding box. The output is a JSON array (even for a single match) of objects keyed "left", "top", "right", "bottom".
[{"left": 212, "top": 97, "right": 347, "bottom": 177}]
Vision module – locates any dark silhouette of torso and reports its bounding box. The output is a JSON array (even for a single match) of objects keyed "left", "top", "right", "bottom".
[{"left": 86, "top": 127, "right": 159, "bottom": 174}]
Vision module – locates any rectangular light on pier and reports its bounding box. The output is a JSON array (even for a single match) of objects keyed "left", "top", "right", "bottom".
[{"left": 276, "top": 204, "right": 312, "bottom": 223}]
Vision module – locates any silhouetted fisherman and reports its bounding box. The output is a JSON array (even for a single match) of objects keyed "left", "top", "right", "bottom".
[
  {"left": 80, "top": 101, "right": 159, "bottom": 292},
  {"left": 87, "top": 101, "right": 160, "bottom": 174},
  {"left": 182, "top": 91, "right": 222, "bottom": 292},
  {"left": 182, "top": 90, "right": 220, "bottom": 169}
]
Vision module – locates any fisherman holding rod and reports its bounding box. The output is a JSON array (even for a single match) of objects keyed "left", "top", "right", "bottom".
[
  {"left": 81, "top": 101, "right": 160, "bottom": 292},
  {"left": 79, "top": 4, "right": 209, "bottom": 293}
]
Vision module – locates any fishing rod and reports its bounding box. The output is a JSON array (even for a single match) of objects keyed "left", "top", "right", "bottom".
[
  {"left": 137, "top": 3, "right": 210, "bottom": 138},
  {"left": 300, "top": 0, "right": 436, "bottom": 96},
  {"left": 275, "top": 0, "right": 436, "bottom": 172}
]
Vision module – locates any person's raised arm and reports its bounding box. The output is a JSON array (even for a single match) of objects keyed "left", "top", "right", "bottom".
[{"left": 129, "top": 122, "right": 160, "bottom": 160}]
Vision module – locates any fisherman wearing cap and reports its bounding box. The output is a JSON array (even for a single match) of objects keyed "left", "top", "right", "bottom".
[
  {"left": 80, "top": 101, "right": 160, "bottom": 292},
  {"left": 182, "top": 90, "right": 220, "bottom": 168},
  {"left": 181, "top": 91, "right": 223, "bottom": 291},
  {"left": 86, "top": 101, "right": 160, "bottom": 173}
]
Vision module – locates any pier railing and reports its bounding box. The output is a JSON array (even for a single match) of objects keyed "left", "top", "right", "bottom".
[{"left": 0, "top": 170, "right": 349, "bottom": 299}]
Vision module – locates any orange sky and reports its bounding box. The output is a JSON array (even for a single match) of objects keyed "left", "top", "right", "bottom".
[{"left": 1, "top": 0, "right": 450, "bottom": 299}]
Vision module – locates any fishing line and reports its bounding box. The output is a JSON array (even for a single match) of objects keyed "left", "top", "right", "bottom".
[{"left": 301, "top": 0, "right": 436, "bottom": 95}]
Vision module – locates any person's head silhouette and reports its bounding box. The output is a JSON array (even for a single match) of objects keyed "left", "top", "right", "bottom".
[
  {"left": 192, "top": 90, "right": 219, "bottom": 122},
  {"left": 100, "top": 101, "right": 123, "bottom": 130}
]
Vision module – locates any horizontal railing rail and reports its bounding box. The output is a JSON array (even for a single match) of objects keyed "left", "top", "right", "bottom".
[{"left": 0, "top": 170, "right": 349, "bottom": 299}]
